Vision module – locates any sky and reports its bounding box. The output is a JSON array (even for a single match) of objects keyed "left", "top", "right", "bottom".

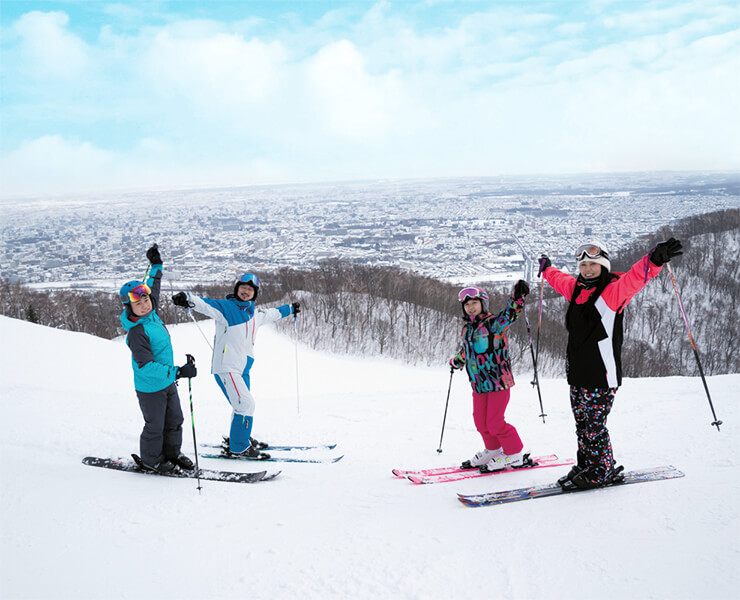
[{"left": 1, "top": 0, "right": 739, "bottom": 197}]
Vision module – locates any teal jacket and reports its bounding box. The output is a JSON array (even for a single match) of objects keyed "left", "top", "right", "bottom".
[{"left": 120, "top": 264, "right": 177, "bottom": 393}]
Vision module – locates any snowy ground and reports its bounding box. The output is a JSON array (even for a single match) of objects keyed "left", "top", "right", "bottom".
[{"left": 1, "top": 314, "right": 738, "bottom": 600}]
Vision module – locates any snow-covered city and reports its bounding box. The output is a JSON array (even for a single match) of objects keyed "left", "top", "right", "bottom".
[{"left": 1, "top": 171, "right": 737, "bottom": 289}]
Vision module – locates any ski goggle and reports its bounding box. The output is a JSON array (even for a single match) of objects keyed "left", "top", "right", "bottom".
[
  {"left": 127, "top": 283, "right": 151, "bottom": 302},
  {"left": 575, "top": 244, "right": 609, "bottom": 261},
  {"left": 239, "top": 273, "right": 260, "bottom": 288},
  {"left": 458, "top": 287, "right": 486, "bottom": 303}
]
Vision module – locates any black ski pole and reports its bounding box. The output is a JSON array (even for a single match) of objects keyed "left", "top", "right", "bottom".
[
  {"left": 437, "top": 366, "right": 455, "bottom": 454},
  {"left": 186, "top": 354, "right": 203, "bottom": 491},
  {"left": 665, "top": 263, "right": 722, "bottom": 431},
  {"left": 523, "top": 304, "right": 546, "bottom": 423}
]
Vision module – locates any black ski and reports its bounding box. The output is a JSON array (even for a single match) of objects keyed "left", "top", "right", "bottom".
[
  {"left": 458, "top": 465, "right": 684, "bottom": 507},
  {"left": 82, "top": 455, "right": 280, "bottom": 484}
]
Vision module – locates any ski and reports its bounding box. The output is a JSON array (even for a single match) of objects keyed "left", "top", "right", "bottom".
[
  {"left": 200, "top": 452, "right": 344, "bottom": 464},
  {"left": 406, "top": 456, "right": 575, "bottom": 485},
  {"left": 458, "top": 465, "right": 685, "bottom": 507},
  {"left": 202, "top": 442, "right": 338, "bottom": 452},
  {"left": 82, "top": 455, "right": 280, "bottom": 484},
  {"left": 393, "top": 454, "right": 565, "bottom": 479}
]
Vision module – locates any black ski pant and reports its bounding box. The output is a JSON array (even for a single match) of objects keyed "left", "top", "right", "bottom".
[
  {"left": 136, "top": 382, "right": 184, "bottom": 467},
  {"left": 569, "top": 386, "right": 618, "bottom": 484}
]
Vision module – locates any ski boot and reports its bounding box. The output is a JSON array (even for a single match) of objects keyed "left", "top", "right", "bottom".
[
  {"left": 141, "top": 459, "right": 178, "bottom": 474},
  {"left": 173, "top": 453, "right": 194, "bottom": 470},
  {"left": 227, "top": 445, "right": 271, "bottom": 460},
  {"left": 480, "top": 451, "right": 532, "bottom": 473},
  {"left": 460, "top": 448, "right": 503, "bottom": 470},
  {"left": 221, "top": 435, "right": 270, "bottom": 451}
]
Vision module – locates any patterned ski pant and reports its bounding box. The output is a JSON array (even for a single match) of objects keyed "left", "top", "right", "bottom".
[{"left": 569, "top": 386, "right": 618, "bottom": 484}]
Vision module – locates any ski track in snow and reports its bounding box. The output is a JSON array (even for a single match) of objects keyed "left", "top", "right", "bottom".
[{"left": 0, "top": 314, "right": 738, "bottom": 600}]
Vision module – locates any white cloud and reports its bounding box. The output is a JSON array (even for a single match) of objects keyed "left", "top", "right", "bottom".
[{"left": 13, "top": 11, "right": 91, "bottom": 78}]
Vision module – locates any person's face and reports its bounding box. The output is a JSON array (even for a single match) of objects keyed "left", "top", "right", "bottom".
[
  {"left": 463, "top": 298, "right": 483, "bottom": 317},
  {"left": 579, "top": 261, "right": 602, "bottom": 279},
  {"left": 237, "top": 285, "right": 255, "bottom": 301},
  {"left": 130, "top": 294, "right": 152, "bottom": 316}
]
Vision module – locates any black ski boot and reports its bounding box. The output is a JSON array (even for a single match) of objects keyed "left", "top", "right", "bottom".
[
  {"left": 222, "top": 435, "right": 270, "bottom": 451},
  {"left": 228, "top": 445, "right": 271, "bottom": 460},
  {"left": 250, "top": 437, "right": 269, "bottom": 450},
  {"left": 142, "top": 459, "right": 178, "bottom": 474},
  {"left": 557, "top": 465, "right": 582, "bottom": 488},
  {"left": 173, "top": 453, "right": 194, "bottom": 470}
]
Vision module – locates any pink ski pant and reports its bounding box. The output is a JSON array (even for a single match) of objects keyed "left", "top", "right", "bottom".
[{"left": 472, "top": 389, "right": 523, "bottom": 455}]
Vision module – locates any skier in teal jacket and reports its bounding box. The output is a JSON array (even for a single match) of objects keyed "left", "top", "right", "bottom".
[{"left": 119, "top": 244, "right": 197, "bottom": 473}]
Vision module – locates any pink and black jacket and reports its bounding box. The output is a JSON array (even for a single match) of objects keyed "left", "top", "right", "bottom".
[{"left": 543, "top": 254, "right": 662, "bottom": 389}]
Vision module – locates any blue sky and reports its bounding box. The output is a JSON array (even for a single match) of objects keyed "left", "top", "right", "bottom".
[{"left": 1, "top": 0, "right": 738, "bottom": 196}]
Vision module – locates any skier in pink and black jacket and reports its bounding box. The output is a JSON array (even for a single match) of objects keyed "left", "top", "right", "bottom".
[{"left": 539, "top": 237, "right": 683, "bottom": 490}]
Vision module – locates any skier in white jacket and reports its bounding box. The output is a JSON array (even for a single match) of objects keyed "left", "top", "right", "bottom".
[{"left": 172, "top": 274, "right": 299, "bottom": 457}]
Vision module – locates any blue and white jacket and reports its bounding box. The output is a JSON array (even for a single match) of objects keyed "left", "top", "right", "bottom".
[{"left": 185, "top": 293, "right": 295, "bottom": 376}]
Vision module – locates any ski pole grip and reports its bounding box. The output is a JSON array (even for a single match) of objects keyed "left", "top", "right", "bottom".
[
  {"left": 186, "top": 353, "right": 196, "bottom": 367},
  {"left": 537, "top": 257, "right": 547, "bottom": 277}
]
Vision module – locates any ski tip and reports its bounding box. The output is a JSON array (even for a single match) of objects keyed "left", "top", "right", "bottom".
[{"left": 407, "top": 476, "right": 427, "bottom": 484}]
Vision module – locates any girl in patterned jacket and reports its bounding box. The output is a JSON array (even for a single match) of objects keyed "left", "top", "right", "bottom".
[
  {"left": 539, "top": 237, "right": 682, "bottom": 490},
  {"left": 449, "top": 280, "right": 530, "bottom": 472},
  {"left": 172, "top": 274, "right": 299, "bottom": 458}
]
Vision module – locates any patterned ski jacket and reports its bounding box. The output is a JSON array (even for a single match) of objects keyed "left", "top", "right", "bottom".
[
  {"left": 120, "top": 264, "right": 177, "bottom": 393},
  {"left": 543, "top": 254, "right": 662, "bottom": 389},
  {"left": 185, "top": 292, "right": 295, "bottom": 376},
  {"left": 452, "top": 292, "right": 525, "bottom": 394}
]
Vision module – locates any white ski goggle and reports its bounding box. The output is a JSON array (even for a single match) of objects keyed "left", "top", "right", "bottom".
[{"left": 575, "top": 244, "right": 609, "bottom": 261}]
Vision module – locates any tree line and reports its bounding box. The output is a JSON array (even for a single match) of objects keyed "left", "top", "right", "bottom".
[{"left": 1, "top": 208, "right": 737, "bottom": 377}]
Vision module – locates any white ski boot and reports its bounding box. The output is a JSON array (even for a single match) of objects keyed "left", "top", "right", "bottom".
[{"left": 461, "top": 447, "right": 504, "bottom": 470}]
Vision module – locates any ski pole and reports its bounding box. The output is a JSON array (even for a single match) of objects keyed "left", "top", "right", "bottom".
[
  {"left": 665, "top": 263, "right": 722, "bottom": 431},
  {"left": 185, "top": 354, "right": 203, "bottom": 492},
  {"left": 535, "top": 256, "right": 548, "bottom": 369},
  {"left": 437, "top": 366, "right": 455, "bottom": 454},
  {"left": 294, "top": 313, "right": 301, "bottom": 416},
  {"left": 186, "top": 308, "right": 214, "bottom": 351},
  {"left": 523, "top": 304, "right": 546, "bottom": 423}
]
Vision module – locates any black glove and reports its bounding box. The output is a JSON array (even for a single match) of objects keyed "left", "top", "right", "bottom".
[
  {"left": 538, "top": 255, "right": 551, "bottom": 276},
  {"left": 449, "top": 357, "right": 464, "bottom": 370},
  {"left": 146, "top": 244, "right": 162, "bottom": 265},
  {"left": 292, "top": 302, "right": 301, "bottom": 315},
  {"left": 172, "top": 292, "right": 192, "bottom": 308},
  {"left": 176, "top": 363, "right": 197, "bottom": 379},
  {"left": 650, "top": 237, "right": 683, "bottom": 266},
  {"left": 513, "top": 279, "right": 530, "bottom": 300}
]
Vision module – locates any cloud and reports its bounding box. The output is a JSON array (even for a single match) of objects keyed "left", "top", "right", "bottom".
[
  {"left": 13, "top": 11, "right": 91, "bottom": 78},
  {"left": 1, "top": 2, "right": 738, "bottom": 196}
]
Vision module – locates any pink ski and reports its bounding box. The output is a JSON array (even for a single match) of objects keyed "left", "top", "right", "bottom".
[
  {"left": 407, "top": 456, "right": 575, "bottom": 485},
  {"left": 392, "top": 454, "right": 561, "bottom": 479}
]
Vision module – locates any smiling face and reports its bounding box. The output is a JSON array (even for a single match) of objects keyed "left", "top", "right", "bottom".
[
  {"left": 463, "top": 298, "right": 483, "bottom": 318},
  {"left": 578, "top": 260, "right": 603, "bottom": 279},
  {"left": 130, "top": 294, "right": 152, "bottom": 316},
  {"left": 237, "top": 284, "right": 255, "bottom": 301}
]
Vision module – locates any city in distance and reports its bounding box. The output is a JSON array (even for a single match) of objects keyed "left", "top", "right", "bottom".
[{"left": 1, "top": 171, "right": 737, "bottom": 291}]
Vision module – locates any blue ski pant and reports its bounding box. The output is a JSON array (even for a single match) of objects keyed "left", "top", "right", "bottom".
[{"left": 215, "top": 372, "right": 256, "bottom": 453}]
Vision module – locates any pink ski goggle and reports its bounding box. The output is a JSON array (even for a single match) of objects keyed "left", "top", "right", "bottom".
[
  {"left": 458, "top": 287, "right": 486, "bottom": 303},
  {"left": 127, "top": 283, "right": 151, "bottom": 302}
]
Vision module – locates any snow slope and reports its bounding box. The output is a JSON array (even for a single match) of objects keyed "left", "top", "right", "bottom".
[{"left": 0, "top": 314, "right": 738, "bottom": 600}]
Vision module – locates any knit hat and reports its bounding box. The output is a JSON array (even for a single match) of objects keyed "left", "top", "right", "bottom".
[{"left": 575, "top": 240, "right": 611, "bottom": 272}]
